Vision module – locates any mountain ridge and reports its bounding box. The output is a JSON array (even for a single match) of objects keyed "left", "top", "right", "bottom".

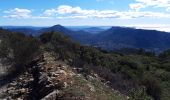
[
  {"left": 4, "top": 24, "right": 170, "bottom": 52},
  {"left": 91, "top": 26, "right": 170, "bottom": 52}
]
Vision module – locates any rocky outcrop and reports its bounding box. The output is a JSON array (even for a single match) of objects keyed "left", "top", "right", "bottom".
[{"left": 0, "top": 52, "right": 74, "bottom": 100}]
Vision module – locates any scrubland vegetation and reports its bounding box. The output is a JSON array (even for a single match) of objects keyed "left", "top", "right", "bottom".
[{"left": 1, "top": 29, "right": 170, "bottom": 100}]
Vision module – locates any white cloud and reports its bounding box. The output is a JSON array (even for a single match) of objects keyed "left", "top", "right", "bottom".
[
  {"left": 3, "top": 5, "right": 170, "bottom": 20},
  {"left": 129, "top": 3, "right": 145, "bottom": 11},
  {"left": 3, "top": 8, "right": 51, "bottom": 19},
  {"left": 57, "top": 5, "right": 83, "bottom": 14},
  {"left": 43, "top": 9, "right": 57, "bottom": 16},
  {"left": 3, "top": 8, "right": 32, "bottom": 18},
  {"left": 130, "top": 0, "right": 170, "bottom": 11},
  {"left": 43, "top": 5, "right": 170, "bottom": 19}
]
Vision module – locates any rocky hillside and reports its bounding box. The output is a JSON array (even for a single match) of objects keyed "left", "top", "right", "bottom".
[
  {"left": 0, "top": 50, "right": 127, "bottom": 100},
  {"left": 2, "top": 29, "right": 170, "bottom": 100}
]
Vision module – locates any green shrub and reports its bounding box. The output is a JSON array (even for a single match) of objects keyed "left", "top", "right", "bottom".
[
  {"left": 142, "top": 76, "right": 161, "bottom": 100},
  {"left": 0, "top": 31, "right": 40, "bottom": 71},
  {"left": 129, "top": 87, "right": 153, "bottom": 100}
]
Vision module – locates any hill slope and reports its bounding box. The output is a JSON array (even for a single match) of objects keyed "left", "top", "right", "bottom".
[
  {"left": 0, "top": 50, "right": 127, "bottom": 100},
  {"left": 88, "top": 27, "right": 170, "bottom": 52},
  {"left": 40, "top": 25, "right": 93, "bottom": 43}
]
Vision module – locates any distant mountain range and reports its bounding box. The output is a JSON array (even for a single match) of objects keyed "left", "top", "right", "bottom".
[{"left": 2, "top": 25, "right": 170, "bottom": 52}]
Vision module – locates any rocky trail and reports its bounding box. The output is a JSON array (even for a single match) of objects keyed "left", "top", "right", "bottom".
[
  {"left": 0, "top": 51, "right": 74, "bottom": 100},
  {"left": 0, "top": 51, "right": 127, "bottom": 100}
]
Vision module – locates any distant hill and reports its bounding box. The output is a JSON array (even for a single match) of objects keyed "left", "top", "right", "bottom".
[
  {"left": 40, "top": 25, "right": 75, "bottom": 36},
  {"left": 40, "top": 25, "right": 94, "bottom": 43},
  {"left": 89, "top": 27, "right": 170, "bottom": 52}
]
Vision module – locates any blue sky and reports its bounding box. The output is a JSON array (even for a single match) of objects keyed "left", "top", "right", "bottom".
[{"left": 1, "top": 0, "right": 170, "bottom": 29}]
